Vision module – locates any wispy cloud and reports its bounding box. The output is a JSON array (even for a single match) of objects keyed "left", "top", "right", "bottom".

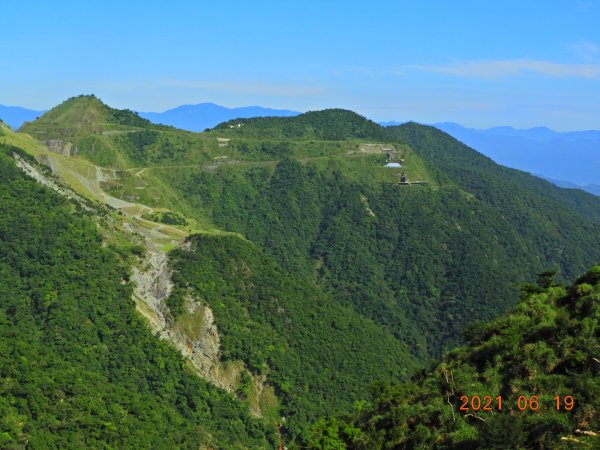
[
  {"left": 572, "top": 41, "right": 600, "bottom": 62},
  {"left": 414, "top": 59, "right": 600, "bottom": 79},
  {"left": 576, "top": 0, "right": 600, "bottom": 10}
]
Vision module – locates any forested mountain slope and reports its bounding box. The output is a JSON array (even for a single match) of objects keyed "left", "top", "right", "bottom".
[
  {"left": 17, "top": 96, "right": 600, "bottom": 358},
  {"left": 168, "top": 234, "right": 418, "bottom": 438},
  {"left": 388, "top": 123, "right": 600, "bottom": 225},
  {"left": 0, "top": 146, "right": 274, "bottom": 449},
  {"left": 305, "top": 266, "right": 600, "bottom": 449},
  {"left": 167, "top": 115, "right": 600, "bottom": 357},
  {"left": 385, "top": 123, "right": 600, "bottom": 281},
  {"left": 9, "top": 96, "right": 600, "bottom": 445}
]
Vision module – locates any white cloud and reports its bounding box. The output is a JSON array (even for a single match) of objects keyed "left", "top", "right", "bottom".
[
  {"left": 576, "top": 0, "right": 600, "bottom": 10},
  {"left": 572, "top": 41, "right": 600, "bottom": 62},
  {"left": 414, "top": 59, "right": 600, "bottom": 79}
]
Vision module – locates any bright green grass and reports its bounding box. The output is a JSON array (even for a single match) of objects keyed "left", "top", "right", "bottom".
[{"left": 0, "top": 125, "right": 46, "bottom": 154}]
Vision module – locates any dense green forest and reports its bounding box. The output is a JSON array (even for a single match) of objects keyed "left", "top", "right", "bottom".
[
  {"left": 212, "top": 109, "right": 389, "bottom": 140},
  {"left": 305, "top": 266, "right": 600, "bottom": 449},
  {"left": 0, "top": 145, "right": 274, "bottom": 449},
  {"left": 167, "top": 152, "right": 600, "bottom": 357},
  {"left": 8, "top": 97, "right": 600, "bottom": 447},
  {"left": 169, "top": 234, "right": 418, "bottom": 439},
  {"left": 387, "top": 123, "right": 600, "bottom": 271}
]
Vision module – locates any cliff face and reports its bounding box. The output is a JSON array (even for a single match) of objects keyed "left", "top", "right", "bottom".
[
  {"left": 44, "top": 139, "right": 77, "bottom": 156},
  {"left": 132, "top": 251, "right": 225, "bottom": 391},
  {"left": 130, "top": 247, "right": 268, "bottom": 416},
  {"left": 175, "top": 303, "right": 221, "bottom": 379},
  {"left": 131, "top": 251, "right": 172, "bottom": 332},
  {"left": 131, "top": 252, "right": 224, "bottom": 386}
]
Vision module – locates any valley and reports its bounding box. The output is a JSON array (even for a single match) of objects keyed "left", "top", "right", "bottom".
[{"left": 1, "top": 95, "right": 599, "bottom": 448}]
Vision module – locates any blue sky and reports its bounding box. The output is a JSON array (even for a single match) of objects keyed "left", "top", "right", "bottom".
[{"left": 2, "top": 0, "right": 600, "bottom": 130}]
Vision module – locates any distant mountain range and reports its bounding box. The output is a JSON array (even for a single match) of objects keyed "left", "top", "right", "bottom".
[
  {"left": 0, "top": 105, "right": 46, "bottom": 129},
  {"left": 382, "top": 121, "right": 600, "bottom": 195},
  {"left": 137, "top": 103, "right": 300, "bottom": 132},
  {"left": 537, "top": 175, "right": 600, "bottom": 196},
  {"left": 432, "top": 122, "right": 600, "bottom": 195}
]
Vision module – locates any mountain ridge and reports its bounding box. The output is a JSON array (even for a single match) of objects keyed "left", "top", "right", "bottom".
[
  {"left": 432, "top": 121, "right": 600, "bottom": 190},
  {"left": 138, "top": 103, "right": 300, "bottom": 132},
  {"left": 210, "top": 108, "right": 388, "bottom": 140},
  {"left": 0, "top": 104, "right": 46, "bottom": 129},
  {"left": 6, "top": 94, "right": 600, "bottom": 446},
  {"left": 7, "top": 98, "right": 599, "bottom": 193}
]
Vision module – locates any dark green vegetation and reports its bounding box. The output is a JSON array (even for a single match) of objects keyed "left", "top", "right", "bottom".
[
  {"left": 305, "top": 266, "right": 600, "bottom": 449},
  {"left": 168, "top": 131, "right": 600, "bottom": 358},
  {"left": 0, "top": 146, "right": 274, "bottom": 449},
  {"left": 169, "top": 234, "right": 418, "bottom": 438},
  {"left": 213, "top": 108, "right": 388, "bottom": 140},
  {"left": 387, "top": 123, "right": 600, "bottom": 267},
  {"left": 142, "top": 210, "right": 188, "bottom": 226},
  {"left": 12, "top": 96, "right": 600, "bottom": 446}
]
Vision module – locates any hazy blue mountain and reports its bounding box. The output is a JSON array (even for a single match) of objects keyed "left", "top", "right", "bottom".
[
  {"left": 432, "top": 122, "right": 600, "bottom": 187},
  {"left": 138, "top": 103, "right": 301, "bottom": 132},
  {"left": 537, "top": 175, "right": 600, "bottom": 196},
  {"left": 0, "top": 105, "right": 46, "bottom": 129},
  {"left": 583, "top": 184, "right": 600, "bottom": 196},
  {"left": 379, "top": 120, "right": 405, "bottom": 127}
]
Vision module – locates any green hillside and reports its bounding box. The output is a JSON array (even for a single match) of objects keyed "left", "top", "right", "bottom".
[
  {"left": 19, "top": 94, "right": 154, "bottom": 136},
  {"left": 16, "top": 96, "right": 600, "bottom": 357},
  {"left": 210, "top": 108, "right": 388, "bottom": 140},
  {"left": 163, "top": 138, "right": 600, "bottom": 357},
  {"left": 9, "top": 96, "right": 600, "bottom": 446},
  {"left": 0, "top": 145, "right": 274, "bottom": 449},
  {"left": 20, "top": 95, "right": 176, "bottom": 168},
  {"left": 305, "top": 266, "right": 600, "bottom": 449},
  {"left": 1, "top": 119, "right": 45, "bottom": 153},
  {"left": 388, "top": 123, "right": 600, "bottom": 275},
  {"left": 169, "top": 234, "right": 418, "bottom": 438}
]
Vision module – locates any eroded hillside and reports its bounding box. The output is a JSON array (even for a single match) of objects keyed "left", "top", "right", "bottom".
[{"left": 7, "top": 95, "right": 600, "bottom": 444}]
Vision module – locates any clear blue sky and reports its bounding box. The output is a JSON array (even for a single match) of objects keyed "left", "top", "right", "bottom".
[{"left": 2, "top": 0, "right": 600, "bottom": 130}]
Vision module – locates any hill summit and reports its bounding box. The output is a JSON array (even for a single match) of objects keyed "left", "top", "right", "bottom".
[
  {"left": 20, "top": 95, "right": 155, "bottom": 141},
  {"left": 212, "top": 108, "right": 388, "bottom": 140}
]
